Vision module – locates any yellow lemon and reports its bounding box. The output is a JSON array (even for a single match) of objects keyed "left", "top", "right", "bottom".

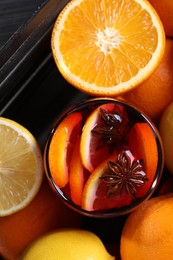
[
  {"left": 0, "top": 117, "right": 43, "bottom": 216},
  {"left": 22, "top": 228, "right": 115, "bottom": 260}
]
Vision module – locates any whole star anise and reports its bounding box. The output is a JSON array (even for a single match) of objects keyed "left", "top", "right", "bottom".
[
  {"left": 100, "top": 150, "right": 148, "bottom": 198},
  {"left": 91, "top": 106, "right": 131, "bottom": 146}
]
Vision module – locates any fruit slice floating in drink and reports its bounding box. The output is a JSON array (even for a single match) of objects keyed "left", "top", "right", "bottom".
[
  {"left": 48, "top": 112, "right": 82, "bottom": 188},
  {"left": 80, "top": 103, "right": 129, "bottom": 172},
  {"left": 82, "top": 149, "right": 148, "bottom": 211},
  {"left": 82, "top": 122, "right": 159, "bottom": 212},
  {"left": 69, "top": 139, "right": 88, "bottom": 206},
  {"left": 129, "top": 122, "right": 159, "bottom": 197}
]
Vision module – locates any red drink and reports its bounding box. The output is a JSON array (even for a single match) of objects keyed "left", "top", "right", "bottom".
[{"left": 44, "top": 98, "right": 164, "bottom": 218}]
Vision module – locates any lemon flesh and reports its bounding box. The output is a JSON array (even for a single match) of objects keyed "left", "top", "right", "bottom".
[{"left": 0, "top": 117, "right": 43, "bottom": 216}]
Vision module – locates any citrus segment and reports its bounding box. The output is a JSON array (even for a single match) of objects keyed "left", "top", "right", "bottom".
[
  {"left": 51, "top": 0, "right": 165, "bottom": 96},
  {"left": 129, "top": 122, "right": 159, "bottom": 196},
  {"left": 80, "top": 103, "right": 116, "bottom": 172},
  {"left": 48, "top": 112, "right": 82, "bottom": 188},
  {"left": 0, "top": 117, "right": 43, "bottom": 216}
]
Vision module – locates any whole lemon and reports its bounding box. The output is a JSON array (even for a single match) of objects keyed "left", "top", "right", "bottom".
[{"left": 21, "top": 228, "right": 115, "bottom": 260}]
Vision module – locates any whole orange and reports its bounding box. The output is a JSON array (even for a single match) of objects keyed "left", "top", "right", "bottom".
[
  {"left": 120, "top": 194, "right": 173, "bottom": 260},
  {"left": 122, "top": 38, "right": 173, "bottom": 124},
  {"left": 0, "top": 177, "right": 82, "bottom": 260},
  {"left": 148, "top": 0, "right": 173, "bottom": 37}
]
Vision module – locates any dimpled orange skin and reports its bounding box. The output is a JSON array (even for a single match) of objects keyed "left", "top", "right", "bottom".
[
  {"left": 120, "top": 194, "right": 173, "bottom": 260},
  {"left": 0, "top": 178, "right": 82, "bottom": 260},
  {"left": 148, "top": 0, "right": 173, "bottom": 37},
  {"left": 122, "top": 38, "right": 173, "bottom": 124}
]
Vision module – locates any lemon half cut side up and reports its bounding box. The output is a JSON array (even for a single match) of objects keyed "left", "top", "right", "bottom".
[{"left": 0, "top": 117, "right": 44, "bottom": 216}]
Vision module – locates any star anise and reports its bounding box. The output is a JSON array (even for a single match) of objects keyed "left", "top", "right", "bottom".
[
  {"left": 100, "top": 150, "right": 148, "bottom": 198},
  {"left": 91, "top": 106, "right": 131, "bottom": 146}
]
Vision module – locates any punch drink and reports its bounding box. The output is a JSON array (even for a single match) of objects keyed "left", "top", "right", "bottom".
[{"left": 44, "top": 98, "right": 164, "bottom": 218}]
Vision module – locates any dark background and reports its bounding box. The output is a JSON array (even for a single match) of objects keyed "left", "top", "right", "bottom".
[
  {"left": 0, "top": 0, "right": 88, "bottom": 150},
  {"left": 0, "top": 0, "right": 46, "bottom": 49}
]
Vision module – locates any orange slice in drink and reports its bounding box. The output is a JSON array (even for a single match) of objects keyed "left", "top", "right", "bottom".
[
  {"left": 51, "top": 0, "right": 165, "bottom": 97},
  {"left": 69, "top": 139, "right": 88, "bottom": 206},
  {"left": 82, "top": 152, "right": 135, "bottom": 211},
  {"left": 82, "top": 122, "right": 161, "bottom": 212},
  {"left": 48, "top": 112, "right": 82, "bottom": 188},
  {"left": 129, "top": 122, "right": 160, "bottom": 196},
  {"left": 80, "top": 103, "right": 117, "bottom": 172}
]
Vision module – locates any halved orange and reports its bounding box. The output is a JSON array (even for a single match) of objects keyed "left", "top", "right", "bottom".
[
  {"left": 51, "top": 0, "right": 165, "bottom": 97},
  {"left": 80, "top": 103, "right": 117, "bottom": 172},
  {"left": 48, "top": 112, "right": 82, "bottom": 188}
]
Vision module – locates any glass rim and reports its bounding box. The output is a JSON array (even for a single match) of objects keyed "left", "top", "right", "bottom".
[{"left": 44, "top": 97, "right": 164, "bottom": 218}]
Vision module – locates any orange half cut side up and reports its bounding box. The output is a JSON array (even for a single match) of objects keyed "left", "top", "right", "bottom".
[{"left": 51, "top": 0, "right": 165, "bottom": 97}]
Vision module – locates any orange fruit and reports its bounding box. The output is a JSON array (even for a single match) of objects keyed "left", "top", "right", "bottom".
[
  {"left": 80, "top": 103, "right": 120, "bottom": 172},
  {"left": 120, "top": 194, "right": 173, "bottom": 260},
  {"left": 121, "top": 38, "right": 173, "bottom": 123},
  {"left": 0, "top": 117, "right": 43, "bottom": 216},
  {"left": 48, "top": 112, "right": 82, "bottom": 188},
  {"left": 0, "top": 177, "right": 82, "bottom": 260},
  {"left": 148, "top": 0, "right": 173, "bottom": 37},
  {"left": 51, "top": 0, "right": 165, "bottom": 97}
]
